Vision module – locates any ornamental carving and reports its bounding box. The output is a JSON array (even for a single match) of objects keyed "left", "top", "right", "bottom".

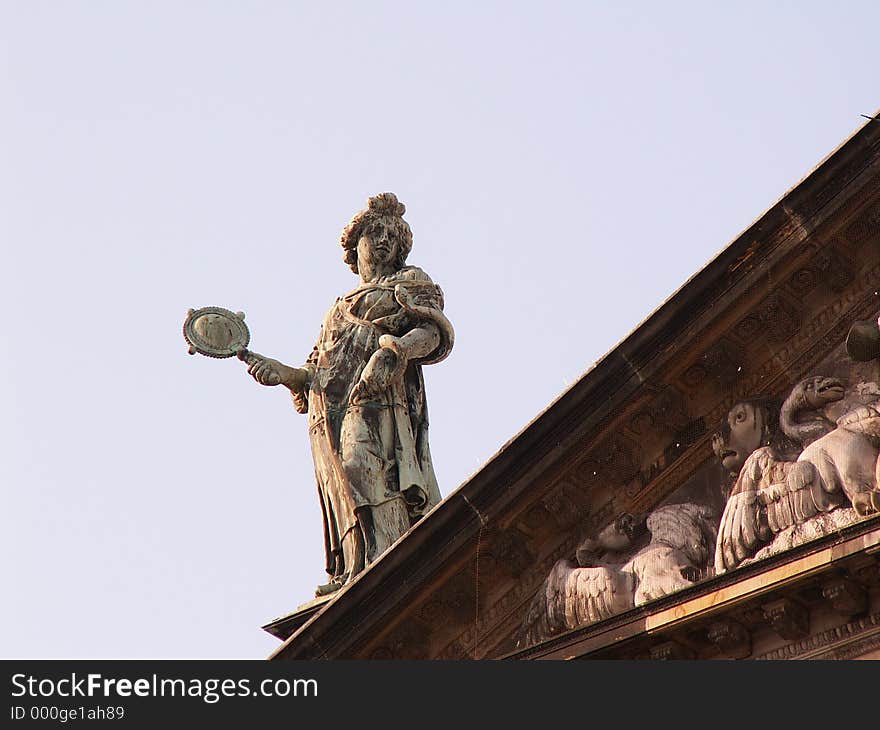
[{"left": 516, "top": 311, "right": 880, "bottom": 649}]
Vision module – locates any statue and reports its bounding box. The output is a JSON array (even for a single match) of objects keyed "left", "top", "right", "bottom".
[{"left": 185, "top": 193, "right": 454, "bottom": 596}]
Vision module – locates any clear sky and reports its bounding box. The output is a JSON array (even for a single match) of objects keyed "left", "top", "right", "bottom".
[{"left": 2, "top": 1, "right": 878, "bottom": 658}]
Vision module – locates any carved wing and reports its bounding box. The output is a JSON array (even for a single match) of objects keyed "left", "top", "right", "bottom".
[
  {"left": 628, "top": 504, "right": 717, "bottom": 606},
  {"left": 715, "top": 488, "right": 765, "bottom": 573},
  {"left": 715, "top": 448, "right": 770, "bottom": 573},
  {"left": 631, "top": 544, "right": 699, "bottom": 605},
  {"left": 516, "top": 558, "right": 634, "bottom": 647},
  {"left": 760, "top": 460, "right": 838, "bottom": 533},
  {"left": 646, "top": 503, "right": 717, "bottom": 567}
]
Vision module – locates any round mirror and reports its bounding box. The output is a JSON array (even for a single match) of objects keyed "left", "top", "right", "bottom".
[{"left": 183, "top": 306, "right": 250, "bottom": 358}]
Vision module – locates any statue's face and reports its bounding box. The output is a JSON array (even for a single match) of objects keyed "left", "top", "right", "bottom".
[
  {"left": 713, "top": 402, "right": 767, "bottom": 473},
  {"left": 357, "top": 219, "right": 399, "bottom": 271}
]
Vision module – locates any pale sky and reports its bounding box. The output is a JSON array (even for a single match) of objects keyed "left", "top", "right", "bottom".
[{"left": 2, "top": 1, "right": 878, "bottom": 658}]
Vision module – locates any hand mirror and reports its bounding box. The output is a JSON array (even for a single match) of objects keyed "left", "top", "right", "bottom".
[{"left": 183, "top": 306, "right": 252, "bottom": 359}]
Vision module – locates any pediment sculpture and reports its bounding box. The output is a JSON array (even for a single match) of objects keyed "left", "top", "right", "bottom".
[{"left": 517, "top": 313, "right": 880, "bottom": 648}]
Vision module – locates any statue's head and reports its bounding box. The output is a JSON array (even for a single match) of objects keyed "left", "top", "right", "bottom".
[
  {"left": 712, "top": 398, "right": 778, "bottom": 474},
  {"left": 340, "top": 192, "right": 413, "bottom": 275}
]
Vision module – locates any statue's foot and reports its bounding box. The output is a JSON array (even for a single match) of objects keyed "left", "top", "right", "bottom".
[
  {"left": 314, "top": 581, "right": 343, "bottom": 597},
  {"left": 314, "top": 572, "right": 351, "bottom": 598}
]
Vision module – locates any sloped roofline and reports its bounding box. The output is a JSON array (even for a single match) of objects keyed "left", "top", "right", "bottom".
[{"left": 271, "top": 111, "right": 880, "bottom": 659}]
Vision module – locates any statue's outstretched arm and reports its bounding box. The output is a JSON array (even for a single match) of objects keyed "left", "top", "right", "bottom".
[{"left": 239, "top": 350, "right": 309, "bottom": 393}]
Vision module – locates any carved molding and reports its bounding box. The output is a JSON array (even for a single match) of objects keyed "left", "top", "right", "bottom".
[
  {"left": 850, "top": 560, "right": 880, "bottom": 587},
  {"left": 522, "top": 252, "right": 880, "bottom": 533},
  {"left": 436, "top": 533, "right": 580, "bottom": 659},
  {"left": 814, "top": 248, "right": 856, "bottom": 294},
  {"left": 707, "top": 619, "right": 752, "bottom": 659},
  {"left": 627, "top": 419, "right": 707, "bottom": 500},
  {"left": 843, "top": 198, "right": 880, "bottom": 249},
  {"left": 821, "top": 577, "right": 868, "bottom": 618},
  {"left": 759, "top": 293, "right": 802, "bottom": 343},
  {"left": 786, "top": 265, "right": 822, "bottom": 299},
  {"left": 541, "top": 480, "right": 592, "bottom": 529},
  {"left": 679, "top": 338, "right": 745, "bottom": 392},
  {"left": 755, "top": 611, "right": 880, "bottom": 660},
  {"left": 706, "top": 261, "right": 880, "bottom": 428},
  {"left": 488, "top": 528, "right": 534, "bottom": 580},
  {"left": 370, "top": 622, "right": 430, "bottom": 660},
  {"left": 816, "top": 634, "right": 880, "bottom": 660},
  {"left": 649, "top": 640, "right": 695, "bottom": 661},
  {"left": 762, "top": 598, "right": 810, "bottom": 641}
]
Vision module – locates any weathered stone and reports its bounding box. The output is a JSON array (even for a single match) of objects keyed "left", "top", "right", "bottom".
[
  {"left": 706, "top": 619, "right": 751, "bottom": 659},
  {"left": 183, "top": 306, "right": 250, "bottom": 358},
  {"left": 516, "top": 504, "right": 717, "bottom": 646},
  {"left": 714, "top": 370, "right": 880, "bottom": 574},
  {"left": 821, "top": 576, "right": 868, "bottom": 618},
  {"left": 762, "top": 598, "right": 810, "bottom": 641},
  {"left": 649, "top": 640, "right": 695, "bottom": 660},
  {"left": 193, "top": 193, "right": 454, "bottom": 596}
]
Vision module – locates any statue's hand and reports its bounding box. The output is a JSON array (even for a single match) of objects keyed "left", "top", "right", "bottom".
[
  {"left": 239, "top": 350, "right": 305, "bottom": 389},
  {"left": 350, "top": 348, "right": 398, "bottom": 404}
]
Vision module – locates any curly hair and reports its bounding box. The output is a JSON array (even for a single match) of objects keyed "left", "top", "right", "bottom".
[{"left": 340, "top": 192, "right": 413, "bottom": 274}]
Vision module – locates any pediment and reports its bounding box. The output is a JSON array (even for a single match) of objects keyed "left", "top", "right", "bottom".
[{"left": 270, "top": 118, "right": 880, "bottom": 660}]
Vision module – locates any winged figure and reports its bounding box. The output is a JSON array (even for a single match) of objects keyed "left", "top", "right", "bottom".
[
  {"left": 715, "top": 376, "right": 880, "bottom": 573},
  {"left": 517, "top": 504, "right": 716, "bottom": 647}
]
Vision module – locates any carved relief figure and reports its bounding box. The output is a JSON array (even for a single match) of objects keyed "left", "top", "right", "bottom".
[
  {"left": 712, "top": 398, "right": 781, "bottom": 488},
  {"left": 779, "top": 375, "right": 846, "bottom": 447},
  {"left": 517, "top": 378, "right": 879, "bottom": 647},
  {"left": 516, "top": 504, "right": 717, "bottom": 646},
  {"left": 517, "top": 315, "right": 880, "bottom": 650},
  {"left": 243, "top": 193, "right": 454, "bottom": 595},
  {"left": 715, "top": 376, "right": 880, "bottom": 573},
  {"left": 516, "top": 397, "right": 773, "bottom": 647}
]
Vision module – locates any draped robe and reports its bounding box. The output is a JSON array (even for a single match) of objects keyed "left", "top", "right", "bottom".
[{"left": 294, "top": 266, "right": 453, "bottom": 585}]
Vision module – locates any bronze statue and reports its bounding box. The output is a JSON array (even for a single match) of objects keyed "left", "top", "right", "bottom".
[{"left": 241, "top": 193, "right": 454, "bottom": 595}]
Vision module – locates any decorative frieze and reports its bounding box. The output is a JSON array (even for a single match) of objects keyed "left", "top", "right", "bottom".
[{"left": 755, "top": 611, "right": 880, "bottom": 660}]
